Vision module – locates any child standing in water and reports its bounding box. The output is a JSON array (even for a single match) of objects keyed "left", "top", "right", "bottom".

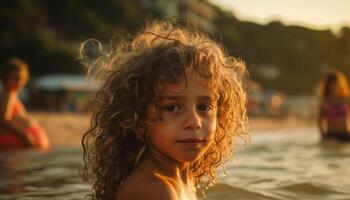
[
  {"left": 0, "top": 58, "right": 50, "bottom": 151},
  {"left": 82, "top": 21, "right": 248, "bottom": 200},
  {"left": 318, "top": 69, "right": 350, "bottom": 142}
]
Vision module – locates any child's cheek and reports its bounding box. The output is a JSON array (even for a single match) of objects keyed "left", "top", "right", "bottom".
[{"left": 205, "top": 117, "right": 217, "bottom": 138}]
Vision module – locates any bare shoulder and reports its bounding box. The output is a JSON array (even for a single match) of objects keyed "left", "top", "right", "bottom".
[{"left": 117, "top": 172, "right": 178, "bottom": 200}]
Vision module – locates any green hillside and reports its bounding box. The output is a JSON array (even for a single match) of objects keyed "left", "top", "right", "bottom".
[{"left": 1, "top": 0, "right": 349, "bottom": 94}]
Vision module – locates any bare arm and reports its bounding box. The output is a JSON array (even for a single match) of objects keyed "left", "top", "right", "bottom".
[
  {"left": 346, "top": 100, "right": 350, "bottom": 134},
  {"left": 0, "top": 93, "right": 33, "bottom": 147},
  {"left": 317, "top": 102, "right": 327, "bottom": 136}
]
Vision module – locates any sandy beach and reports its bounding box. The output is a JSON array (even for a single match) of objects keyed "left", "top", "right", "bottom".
[
  {"left": 31, "top": 112, "right": 90, "bottom": 147},
  {"left": 31, "top": 112, "right": 316, "bottom": 148}
]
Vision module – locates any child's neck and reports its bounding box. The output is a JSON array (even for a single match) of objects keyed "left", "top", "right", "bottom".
[
  {"left": 137, "top": 153, "right": 197, "bottom": 200},
  {"left": 145, "top": 150, "right": 191, "bottom": 183}
]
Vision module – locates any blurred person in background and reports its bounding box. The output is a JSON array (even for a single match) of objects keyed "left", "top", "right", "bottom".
[
  {"left": 0, "top": 58, "right": 50, "bottom": 151},
  {"left": 318, "top": 69, "right": 350, "bottom": 142}
]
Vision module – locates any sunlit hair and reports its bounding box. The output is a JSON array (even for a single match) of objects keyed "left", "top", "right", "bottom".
[
  {"left": 319, "top": 69, "right": 349, "bottom": 100},
  {"left": 0, "top": 58, "right": 29, "bottom": 85},
  {"left": 81, "top": 20, "right": 248, "bottom": 200}
]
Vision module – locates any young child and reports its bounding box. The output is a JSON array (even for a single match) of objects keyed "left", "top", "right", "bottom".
[
  {"left": 82, "top": 21, "right": 248, "bottom": 200},
  {"left": 318, "top": 69, "right": 350, "bottom": 142},
  {"left": 0, "top": 58, "right": 50, "bottom": 151}
]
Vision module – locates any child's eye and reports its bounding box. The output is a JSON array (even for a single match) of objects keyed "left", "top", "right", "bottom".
[
  {"left": 197, "top": 104, "right": 212, "bottom": 112},
  {"left": 162, "top": 104, "right": 181, "bottom": 112}
]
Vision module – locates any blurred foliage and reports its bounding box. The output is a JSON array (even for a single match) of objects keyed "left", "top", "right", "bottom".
[
  {"left": 0, "top": 0, "right": 350, "bottom": 94},
  {"left": 212, "top": 6, "right": 350, "bottom": 94},
  {"left": 0, "top": 0, "right": 154, "bottom": 77}
]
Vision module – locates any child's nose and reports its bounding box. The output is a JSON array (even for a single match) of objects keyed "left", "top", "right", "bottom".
[{"left": 183, "top": 109, "right": 202, "bottom": 130}]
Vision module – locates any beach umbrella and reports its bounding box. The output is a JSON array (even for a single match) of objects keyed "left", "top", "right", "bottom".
[{"left": 33, "top": 74, "right": 98, "bottom": 92}]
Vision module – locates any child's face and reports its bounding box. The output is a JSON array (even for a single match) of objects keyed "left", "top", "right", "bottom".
[
  {"left": 146, "top": 72, "right": 217, "bottom": 163},
  {"left": 6, "top": 68, "right": 27, "bottom": 92}
]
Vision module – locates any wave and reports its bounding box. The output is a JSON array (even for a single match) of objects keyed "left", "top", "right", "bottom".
[{"left": 202, "top": 183, "right": 282, "bottom": 200}]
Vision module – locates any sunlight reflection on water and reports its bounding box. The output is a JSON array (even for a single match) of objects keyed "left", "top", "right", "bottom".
[
  {"left": 205, "top": 127, "right": 350, "bottom": 200},
  {"left": 0, "top": 148, "right": 89, "bottom": 200},
  {"left": 1, "top": 127, "right": 350, "bottom": 200}
]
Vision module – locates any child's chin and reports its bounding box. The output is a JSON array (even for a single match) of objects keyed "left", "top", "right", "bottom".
[{"left": 178, "top": 153, "right": 204, "bottom": 163}]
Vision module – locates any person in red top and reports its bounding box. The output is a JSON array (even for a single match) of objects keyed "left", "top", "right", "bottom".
[
  {"left": 0, "top": 58, "right": 49, "bottom": 151},
  {"left": 318, "top": 69, "right": 350, "bottom": 142}
]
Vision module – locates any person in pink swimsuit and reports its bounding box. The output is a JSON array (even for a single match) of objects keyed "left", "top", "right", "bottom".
[
  {"left": 0, "top": 58, "right": 50, "bottom": 151},
  {"left": 318, "top": 69, "right": 350, "bottom": 142}
]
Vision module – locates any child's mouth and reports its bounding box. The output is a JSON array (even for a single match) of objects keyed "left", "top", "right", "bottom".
[
  {"left": 177, "top": 138, "right": 205, "bottom": 147},
  {"left": 178, "top": 138, "right": 204, "bottom": 142}
]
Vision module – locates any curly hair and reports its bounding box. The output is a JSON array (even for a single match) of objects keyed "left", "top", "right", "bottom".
[{"left": 82, "top": 20, "right": 249, "bottom": 200}]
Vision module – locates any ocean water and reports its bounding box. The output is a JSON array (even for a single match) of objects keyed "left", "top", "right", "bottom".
[{"left": 1, "top": 127, "right": 350, "bottom": 200}]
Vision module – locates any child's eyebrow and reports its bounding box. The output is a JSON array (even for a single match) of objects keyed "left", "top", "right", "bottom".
[
  {"left": 197, "top": 96, "right": 213, "bottom": 101},
  {"left": 160, "top": 95, "right": 214, "bottom": 101}
]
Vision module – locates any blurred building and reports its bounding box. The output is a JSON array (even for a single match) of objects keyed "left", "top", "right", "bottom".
[
  {"left": 140, "top": 0, "right": 217, "bottom": 32},
  {"left": 247, "top": 80, "right": 289, "bottom": 118},
  {"left": 28, "top": 74, "right": 98, "bottom": 112}
]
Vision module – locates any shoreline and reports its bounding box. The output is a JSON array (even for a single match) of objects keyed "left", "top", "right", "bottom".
[
  {"left": 31, "top": 112, "right": 316, "bottom": 147},
  {"left": 248, "top": 116, "right": 315, "bottom": 132}
]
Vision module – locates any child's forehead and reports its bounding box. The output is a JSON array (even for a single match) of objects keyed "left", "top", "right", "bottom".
[{"left": 160, "top": 73, "right": 213, "bottom": 95}]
